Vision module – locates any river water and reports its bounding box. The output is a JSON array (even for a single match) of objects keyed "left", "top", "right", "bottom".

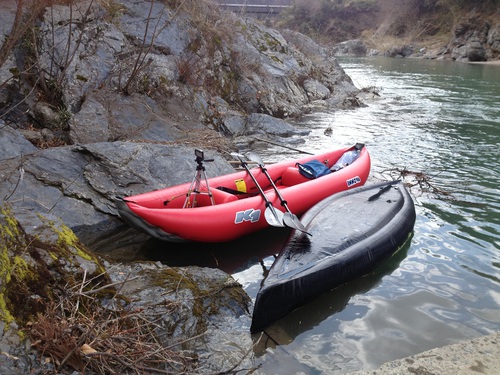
[
  {"left": 115, "top": 57, "right": 499, "bottom": 374},
  {"left": 235, "top": 57, "right": 500, "bottom": 373}
]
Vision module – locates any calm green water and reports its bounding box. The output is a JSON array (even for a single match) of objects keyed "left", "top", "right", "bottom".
[{"left": 236, "top": 57, "right": 500, "bottom": 373}]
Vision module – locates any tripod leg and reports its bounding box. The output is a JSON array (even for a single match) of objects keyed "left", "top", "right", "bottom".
[
  {"left": 183, "top": 169, "right": 201, "bottom": 208},
  {"left": 191, "top": 169, "right": 204, "bottom": 207},
  {"left": 200, "top": 168, "right": 215, "bottom": 205},
  {"left": 183, "top": 161, "right": 214, "bottom": 208}
]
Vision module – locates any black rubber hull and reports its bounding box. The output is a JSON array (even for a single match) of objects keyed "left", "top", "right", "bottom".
[
  {"left": 115, "top": 198, "right": 186, "bottom": 242},
  {"left": 251, "top": 180, "right": 416, "bottom": 333}
]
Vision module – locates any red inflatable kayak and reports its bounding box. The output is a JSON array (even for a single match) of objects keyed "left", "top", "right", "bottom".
[{"left": 115, "top": 144, "right": 371, "bottom": 242}]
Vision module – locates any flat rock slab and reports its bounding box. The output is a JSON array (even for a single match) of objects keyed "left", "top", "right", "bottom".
[{"left": 348, "top": 331, "right": 500, "bottom": 375}]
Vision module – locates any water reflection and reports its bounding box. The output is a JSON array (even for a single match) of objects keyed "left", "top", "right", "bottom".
[
  {"left": 338, "top": 290, "right": 470, "bottom": 368},
  {"left": 142, "top": 227, "right": 291, "bottom": 274},
  {"left": 254, "top": 238, "right": 412, "bottom": 351}
]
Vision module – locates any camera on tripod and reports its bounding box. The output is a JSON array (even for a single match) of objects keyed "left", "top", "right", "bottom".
[
  {"left": 184, "top": 149, "right": 215, "bottom": 208},
  {"left": 195, "top": 148, "right": 204, "bottom": 161},
  {"left": 195, "top": 149, "right": 213, "bottom": 164}
]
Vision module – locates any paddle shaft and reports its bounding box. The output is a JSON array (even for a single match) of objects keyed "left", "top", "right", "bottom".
[
  {"left": 259, "top": 165, "right": 290, "bottom": 211},
  {"left": 247, "top": 152, "right": 311, "bottom": 235},
  {"left": 236, "top": 159, "right": 267, "bottom": 202},
  {"left": 368, "top": 180, "right": 398, "bottom": 201},
  {"left": 233, "top": 154, "right": 284, "bottom": 227},
  {"left": 246, "top": 151, "right": 296, "bottom": 213},
  {"left": 254, "top": 137, "right": 314, "bottom": 155}
]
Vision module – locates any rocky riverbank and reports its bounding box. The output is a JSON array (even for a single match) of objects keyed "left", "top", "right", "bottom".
[
  {"left": 0, "top": 0, "right": 360, "bottom": 257},
  {"left": 331, "top": 4, "right": 500, "bottom": 62},
  {"left": 0, "top": 208, "right": 254, "bottom": 374},
  {"left": 2, "top": 0, "right": 497, "bottom": 373},
  {"left": 0, "top": 0, "right": 367, "bottom": 373}
]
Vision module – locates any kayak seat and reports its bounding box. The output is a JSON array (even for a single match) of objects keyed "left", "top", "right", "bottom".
[
  {"left": 212, "top": 188, "right": 239, "bottom": 204},
  {"left": 194, "top": 187, "right": 238, "bottom": 207},
  {"left": 281, "top": 167, "right": 310, "bottom": 186}
]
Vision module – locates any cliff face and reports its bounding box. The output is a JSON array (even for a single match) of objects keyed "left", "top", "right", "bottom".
[{"left": 0, "top": 0, "right": 357, "bottom": 143}]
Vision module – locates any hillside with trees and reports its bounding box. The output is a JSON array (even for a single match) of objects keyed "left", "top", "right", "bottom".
[{"left": 277, "top": 0, "right": 500, "bottom": 61}]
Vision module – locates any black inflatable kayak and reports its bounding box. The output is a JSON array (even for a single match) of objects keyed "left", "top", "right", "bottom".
[{"left": 251, "top": 180, "right": 416, "bottom": 333}]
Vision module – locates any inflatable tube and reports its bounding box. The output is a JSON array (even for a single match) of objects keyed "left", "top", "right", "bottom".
[{"left": 251, "top": 180, "right": 416, "bottom": 333}]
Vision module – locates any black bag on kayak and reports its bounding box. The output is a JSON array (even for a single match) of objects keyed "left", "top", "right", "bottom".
[{"left": 296, "top": 160, "right": 331, "bottom": 179}]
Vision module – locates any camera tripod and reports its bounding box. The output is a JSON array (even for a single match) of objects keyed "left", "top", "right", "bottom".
[{"left": 183, "top": 149, "right": 215, "bottom": 208}]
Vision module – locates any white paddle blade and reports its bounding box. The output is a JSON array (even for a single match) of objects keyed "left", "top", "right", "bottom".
[
  {"left": 283, "top": 212, "right": 311, "bottom": 236},
  {"left": 230, "top": 152, "right": 245, "bottom": 162},
  {"left": 265, "top": 206, "right": 285, "bottom": 227},
  {"left": 246, "top": 151, "right": 264, "bottom": 166}
]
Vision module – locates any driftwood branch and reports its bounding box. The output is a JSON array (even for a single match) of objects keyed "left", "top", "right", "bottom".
[{"left": 381, "top": 167, "right": 453, "bottom": 198}]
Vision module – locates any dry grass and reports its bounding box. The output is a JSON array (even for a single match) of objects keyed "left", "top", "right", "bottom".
[
  {"left": 176, "top": 54, "right": 204, "bottom": 86},
  {"left": 168, "top": 0, "right": 237, "bottom": 59},
  {"left": 130, "top": 128, "right": 237, "bottom": 155},
  {"left": 28, "top": 270, "right": 195, "bottom": 374}
]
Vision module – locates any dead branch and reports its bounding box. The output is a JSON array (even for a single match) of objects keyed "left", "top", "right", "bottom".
[{"left": 380, "top": 167, "right": 453, "bottom": 198}]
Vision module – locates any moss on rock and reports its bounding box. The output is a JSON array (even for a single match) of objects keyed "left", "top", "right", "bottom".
[{"left": 0, "top": 204, "right": 109, "bottom": 330}]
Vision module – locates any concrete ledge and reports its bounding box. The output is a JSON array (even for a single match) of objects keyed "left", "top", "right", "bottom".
[{"left": 349, "top": 331, "right": 500, "bottom": 375}]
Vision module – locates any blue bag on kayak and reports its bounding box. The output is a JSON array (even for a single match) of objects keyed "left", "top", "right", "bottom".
[{"left": 296, "top": 160, "right": 331, "bottom": 179}]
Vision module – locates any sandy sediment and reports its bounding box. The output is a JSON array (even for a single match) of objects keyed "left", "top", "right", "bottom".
[{"left": 467, "top": 60, "right": 500, "bottom": 65}]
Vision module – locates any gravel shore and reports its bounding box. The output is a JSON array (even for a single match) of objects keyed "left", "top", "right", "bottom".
[{"left": 348, "top": 331, "right": 500, "bottom": 375}]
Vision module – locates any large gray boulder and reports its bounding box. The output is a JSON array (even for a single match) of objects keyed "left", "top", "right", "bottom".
[
  {"left": 0, "top": 131, "right": 235, "bottom": 243},
  {"left": 332, "top": 39, "right": 368, "bottom": 57},
  {"left": 0, "top": 210, "right": 253, "bottom": 374},
  {"left": 106, "top": 262, "right": 253, "bottom": 372},
  {"left": 450, "top": 15, "right": 496, "bottom": 62},
  {"left": 487, "top": 23, "right": 500, "bottom": 58},
  {"left": 0, "top": 121, "right": 38, "bottom": 161},
  {"left": 466, "top": 40, "right": 487, "bottom": 61}
]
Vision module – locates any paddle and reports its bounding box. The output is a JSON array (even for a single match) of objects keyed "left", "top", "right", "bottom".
[
  {"left": 246, "top": 152, "right": 311, "bottom": 236},
  {"left": 254, "top": 137, "right": 314, "bottom": 155},
  {"left": 231, "top": 153, "right": 285, "bottom": 228}
]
